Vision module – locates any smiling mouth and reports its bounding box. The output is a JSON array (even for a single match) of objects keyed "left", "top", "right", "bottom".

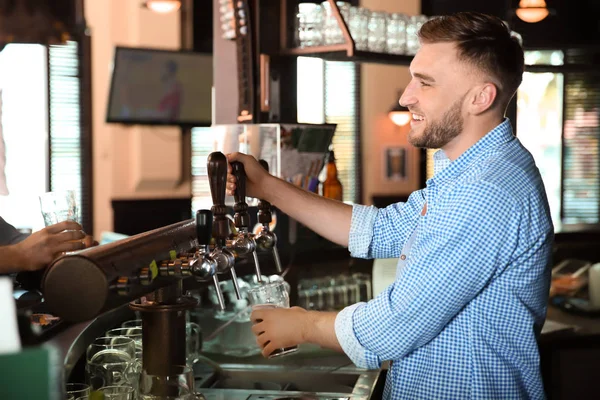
[{"left": 411, "top": 113, "right": 425, "bottom": 124}]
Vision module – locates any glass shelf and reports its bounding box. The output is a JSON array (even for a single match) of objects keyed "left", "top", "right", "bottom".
[
  {"left": 281, "top": 45, "right": 414, "bottom": 65},
  {"left": 280, "top": 0, "right": 414, "bottom": 66}
]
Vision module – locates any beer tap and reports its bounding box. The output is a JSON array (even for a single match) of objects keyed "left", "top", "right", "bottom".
[
  {"left": 207, "top": 151, "right": 242, "bottom": 300},
  {"left": 189, "top": 209, "right": 225, "bottom": 310},
  {"left": 255, "top": 159, "right": 283, "bottom": 273},
  {"left": 231, "top": 161, "right": 263, "bottom": 283}
]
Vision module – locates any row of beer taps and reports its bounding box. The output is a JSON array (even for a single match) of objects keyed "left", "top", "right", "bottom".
[{"left": 165, "top": 151, "right": 282, "bottom": 310}]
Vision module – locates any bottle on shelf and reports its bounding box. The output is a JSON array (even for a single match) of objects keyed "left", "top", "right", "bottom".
[{"left": 322, "top": 150, "right": 343, "bottom": 201}]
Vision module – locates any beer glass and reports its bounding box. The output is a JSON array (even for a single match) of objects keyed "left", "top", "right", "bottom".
[
  {"left": 138, "top": 365, "right": 196, "bottom": 399},
  {"left": 118, "top": 319, "right": 201, "bottom": 367},
  {"left": 39, "top": 190, "right": 80, "bottom": 226},
  {"left": 97, "top": 386, "right": 135, "bottom": 400},
  {"left": 106, "top": 327, "right": 143, "bottom": 360},
  {"left": 247, "top": 281, "right": 299, "bottom": 358},
  {"left": 65, "top": 383, "right": 90, "bottom": 399},
  {"left": 121, "top": 319, "right": 142, "bottom": 328},
  {"left": 85, "top": 337, "right": 136, "bottom": 391}
]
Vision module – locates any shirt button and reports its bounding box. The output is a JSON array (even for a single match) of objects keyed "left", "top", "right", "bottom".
[{"left": 400, "top": 255, "right": 406, "bottom": 260}]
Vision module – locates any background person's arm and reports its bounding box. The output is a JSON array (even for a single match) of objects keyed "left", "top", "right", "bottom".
[
  {"left": 0, "top": 216, "right": 29, "bottom": 245},
  {"left": 0, "top": 220, "right": 86, "bottom": 274}
]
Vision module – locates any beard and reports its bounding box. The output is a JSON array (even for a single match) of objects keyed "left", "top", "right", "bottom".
[{"left": 408, "top": 95, "right": 465, "bottom": 149}]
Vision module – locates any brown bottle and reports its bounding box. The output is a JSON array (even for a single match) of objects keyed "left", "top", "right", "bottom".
[{"left": 323, "top": 150, "right": 343, "bottom": 201}]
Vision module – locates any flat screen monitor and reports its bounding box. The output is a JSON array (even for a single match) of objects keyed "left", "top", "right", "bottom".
[{"left": 106, "top": 46, "right": 212, "bottom": 126}]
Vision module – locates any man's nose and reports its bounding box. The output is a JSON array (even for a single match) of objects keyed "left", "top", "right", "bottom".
[{"left": 399, "top": 86, "right": 416, "bottom": 107}]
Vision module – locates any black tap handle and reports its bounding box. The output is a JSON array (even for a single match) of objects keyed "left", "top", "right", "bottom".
[
  {"left": 231, "top": 162, "right": 246, "bottom": 204},
  {"left": 257, "top": 159, "right": 272, "bottom": 226},
  {"left": 207, "top": 152, "right": 230, "bottom": 242},
  {"left": 231, "top": 161, "right": 250, "bottom": 229},
  {"left": 207, "top": 152, "right": 227, "bottom": 209},
  {"left": 196, "top": 210, "right": 213, "bottom": 246}
]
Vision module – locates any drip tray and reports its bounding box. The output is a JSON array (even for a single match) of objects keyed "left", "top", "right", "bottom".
[
  {"left": 197, "top": 367, "right": 357, "bottom": 393},
  {"left": 195, "top": 364, "right": 381, "bottom": 400}
]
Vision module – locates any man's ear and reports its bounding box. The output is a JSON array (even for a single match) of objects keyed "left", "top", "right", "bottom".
[{"left": 469, "top": 83, "right": 497, "bottom": 115}]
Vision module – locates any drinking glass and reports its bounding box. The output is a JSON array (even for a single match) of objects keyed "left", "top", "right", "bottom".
[
  {"left": 39, "top": 190, "right": 80, "bottom": 226},
  {"left": 331, "top": 276, "right": 349, "bottom": 309},
  {"left": 85, "top": 337, "right": 137, "bottom": 391},
  {"left": 121, "top": 319, "right": 143, "bottom": 329},
  {"left": 386, "top": 13, "right": 408, "bottom": 54},
  {"left": 296, "top": 3, "right": 324, "bottom": 47},
  {"left": 342, "top": 274, "right": 360, "bottom": 305},
  {"left": 353, "top": 272, "right": 373, "bottom": 302},
  {"left": 66, "top": 383, "right": 90, "bottom": 399},
  {"left": 368, "top": 11, "right": 387, "bottom": 53},
  {"left": 322, "top": 1, "right": 351, "bottom": 45},
  {"left": 106, "top": 327, "right": 143, "bottom": 353},
  {"left": 139, "top": 365, "right": 196, "bottom": 399},
  {"left": 186, "top": 322, "right": 201, "bottom": 366},
  {"left": 247, "top": 281, "right": 299, "bottom": 358},
  {"left": 406, "top": 15, "right": 428, "bottom": 55},
  {"left": 97, "top": 386, "right": 135, "bottom": 400},
  {"left": 117, "top": 319, "right": 202, "bottom": 366},
  {"left": 349, "top": 6, "right": 369, "bottom": 50},
  {"left": 319, "top": 277, "right": 336, "bottom": 310},
  {"left": 204, "top": 278, "right": 260, "bottom": 357},
  {"left": 106, "top": 326, "right": 143, "bottom": 384}
]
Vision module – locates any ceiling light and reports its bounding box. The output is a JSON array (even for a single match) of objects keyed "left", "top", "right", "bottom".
[
  {"left": 388, "top": 91, "right": 411, "bottom": 127},
  {"left": 515, "top": 0, "right": 550, "bottom": 23},
  {"left": 142, "top": 0, "right": 181, "bottom": 14}
]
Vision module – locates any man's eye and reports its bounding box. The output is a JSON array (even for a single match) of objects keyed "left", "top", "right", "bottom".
[{"left": 420, "top": 81, "right": 430, "bottom": 87}]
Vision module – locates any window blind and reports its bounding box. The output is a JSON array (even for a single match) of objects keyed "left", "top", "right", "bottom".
[
  {"left": 191, "top": 127, "right": 214, "bottom": 213},
  {"left": 324, "top": 61, "right": 360, "bottom": 203},
  {"left": 562, "top": 49, "right": 600, "bottom": 224},
  {"left": 47, "top": 40, "right": 91, "bottom": 230}
]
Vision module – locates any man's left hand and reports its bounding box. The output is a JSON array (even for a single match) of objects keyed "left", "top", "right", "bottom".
[{"left": 250, "top": 306, "right": 311, "bottom": 358}]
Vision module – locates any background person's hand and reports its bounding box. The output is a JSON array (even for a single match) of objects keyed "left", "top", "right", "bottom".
[
  {"left": 12, "top": 220, "right": 86, "bottom": 271},
  {"left": 83, "top": 235, "right": 99, "bottom": 248},
  {"left": 250, "top": 306, "right": 310, "bottom": 358},
  {"left": 226, "top": 152, "right": 273, "bottom": 200}
]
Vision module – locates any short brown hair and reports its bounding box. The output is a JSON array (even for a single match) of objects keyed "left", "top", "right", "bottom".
[{"left": 418, "top": 12, "right": 524, "bottom": 108}]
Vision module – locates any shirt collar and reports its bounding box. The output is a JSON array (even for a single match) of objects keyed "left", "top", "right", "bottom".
[{"left": 428, "top": 118, "right": 514, "bottom": 186}]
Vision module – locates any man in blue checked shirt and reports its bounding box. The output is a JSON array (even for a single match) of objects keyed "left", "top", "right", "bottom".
[{"left": 227, "top": 11, "right": 553, "bottom": 400}]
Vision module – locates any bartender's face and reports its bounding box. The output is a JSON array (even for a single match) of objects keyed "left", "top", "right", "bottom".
[{"left": 400, "top": 42, "right": 472, "bottom": 149}]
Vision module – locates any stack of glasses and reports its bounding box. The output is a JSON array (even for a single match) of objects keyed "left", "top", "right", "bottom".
[
  {"left": 295, "top": 1, "right": 431, "bottom": 55},
  {"left": 66, "top": 318, "right": 202, "bottom": 399},
  {"left": 297, "top": 273, "right": 372, "bottom": 311}
]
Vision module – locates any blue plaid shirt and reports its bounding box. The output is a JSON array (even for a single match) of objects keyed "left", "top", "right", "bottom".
[{"left": 335, "top": 119, "right": 553, "bottom": 399}]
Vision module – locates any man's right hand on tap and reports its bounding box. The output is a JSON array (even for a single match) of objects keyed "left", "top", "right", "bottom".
[
  {"left": 225, "top": 152, "right": 353, "bottom": 248},
  {"left": 0, "top": 220, "right": 87, "bottom": 274},
  {"left": 226, "top": 152, "right": 275, "bottom": 201}
]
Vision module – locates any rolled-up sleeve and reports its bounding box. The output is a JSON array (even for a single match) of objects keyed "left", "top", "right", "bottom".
[
  {"left": 348, "top": 205, "right": 378, "bottom": 258},
  {"left": 348, "top": 191, "right": 424, "bottom": 260},
  {"left": 334, "top": 303, "right": 381, "bottom": 369}
]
